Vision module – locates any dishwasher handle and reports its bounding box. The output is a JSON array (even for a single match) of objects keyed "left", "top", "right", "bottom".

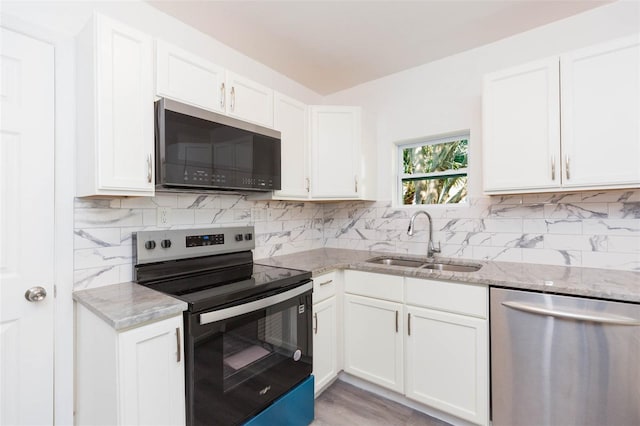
[{"left": 502, "top": 301, "right": 640, "bottom": 326}]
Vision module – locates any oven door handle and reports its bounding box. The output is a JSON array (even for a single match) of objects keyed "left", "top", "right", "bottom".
[{"left": 199, "top": 282, "right": 313, "bottom": 325}]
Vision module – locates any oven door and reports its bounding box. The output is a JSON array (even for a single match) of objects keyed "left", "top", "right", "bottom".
[{"left": 185, "top": 282, "right": 312, "bottom": 426}]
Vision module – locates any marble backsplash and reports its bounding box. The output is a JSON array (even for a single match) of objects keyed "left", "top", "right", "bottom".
[{"left": 74, "top": 189, "right": 640, "bottom": 290}]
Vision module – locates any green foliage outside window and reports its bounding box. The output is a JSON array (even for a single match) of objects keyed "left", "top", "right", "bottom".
[{"left": 401, "top": 138, "right": 468, "bottom": 205}]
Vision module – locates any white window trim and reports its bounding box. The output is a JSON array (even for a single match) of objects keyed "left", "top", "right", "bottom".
[{"left": 395, "top": 131, "right": 470, "bottom": 207}]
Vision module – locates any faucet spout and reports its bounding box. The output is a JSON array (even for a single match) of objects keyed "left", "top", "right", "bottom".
[{"left": 407, "top": 210, "right": 440, "bottom": 258}]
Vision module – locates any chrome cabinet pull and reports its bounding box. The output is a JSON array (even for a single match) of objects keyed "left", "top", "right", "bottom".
[
  {"left": 230, "top": 86, "right": 235, "bottom": 111},
  {"left": 318, "top": 279, "right": 333, "bottom": 286},
  {"left": 565, "top": 155, "right": 570, "bottom": 180},
  {"left": 176, "top": 327, "right": 181, "bottom": 363},
  {"left": 502, "top": 301, "right": 640, "bottom": 326},
  {"left": 408, "top": 313, "right": 411, "bottom": 336},
  {"left": 395, "top": 310, "right": 399, "bottom": 332},
  {"left": 355, "top": 176, "right": 358, "bottom": 193},
  {"left": 551, "top": 156, "right": 556, "bottom": 181},
  {"left": 146, "top": 154, "right": 152, "bottom": 183},
  {"left": 314, "top": 313, "right": 318, "bottom": 334},
  {"left": 305, "top": 177, "right": 310, "bottom": 193},
  {"left": 220, "top": 82, "right": 226, "bottom": 109}
]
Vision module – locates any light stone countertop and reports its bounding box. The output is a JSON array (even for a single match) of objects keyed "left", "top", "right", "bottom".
[
  {"left": 255, "top": 248, "right": 640, "bottom": 304},
  {"left": 73, "top": 282, "right": 187, "bottom": 330},
  {"left": 74, "top": 248, "right": 640, "bottom": 331}
]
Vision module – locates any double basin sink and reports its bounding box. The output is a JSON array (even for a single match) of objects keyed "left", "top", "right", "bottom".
[{"left": 366, "top": 256, "right": 482, "bottom": 273}]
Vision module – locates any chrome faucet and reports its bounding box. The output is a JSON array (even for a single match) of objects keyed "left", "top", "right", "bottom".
[{"left": 407, "top": 210, "right": 441, "bottom": 258}]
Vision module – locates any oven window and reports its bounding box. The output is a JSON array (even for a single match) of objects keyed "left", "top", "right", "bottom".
[{"left": 222, "top": 304, "right": 299, "bottom": 391}]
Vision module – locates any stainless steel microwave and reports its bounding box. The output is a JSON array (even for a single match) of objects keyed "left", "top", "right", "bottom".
[{"left": 155, "top": 98, "right": 281, "bottom": 192}]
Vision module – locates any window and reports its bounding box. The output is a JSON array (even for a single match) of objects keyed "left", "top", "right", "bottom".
[{"left": 398, "top": 133, "right": 469, "bottom": 205}]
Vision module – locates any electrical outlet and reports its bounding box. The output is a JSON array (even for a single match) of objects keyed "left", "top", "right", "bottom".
[{"left": 157, "top": 207, "right": 172, "bottom": 227}]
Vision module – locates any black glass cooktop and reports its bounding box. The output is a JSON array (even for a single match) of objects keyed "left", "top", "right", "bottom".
[{"left": 135, "top": 252, "right": 311, "bottom": 313}]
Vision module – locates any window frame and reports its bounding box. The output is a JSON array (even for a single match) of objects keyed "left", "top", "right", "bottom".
[{"left": 396, "top": 132, "right": 470, "bottom": 207}]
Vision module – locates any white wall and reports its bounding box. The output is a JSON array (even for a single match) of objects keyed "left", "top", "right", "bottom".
[{"left": 325, "top": 0, "right": 640, "bottom": 201}]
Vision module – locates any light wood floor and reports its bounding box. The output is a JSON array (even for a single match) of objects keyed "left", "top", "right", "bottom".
[{"left": 313, "top": 380, "right": 452, "bottom": 426}]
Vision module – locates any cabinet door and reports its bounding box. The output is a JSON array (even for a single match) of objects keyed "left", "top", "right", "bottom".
[
  {"left": 482, "top": 58, "right": 560, "bottom": 193},
  {"left": 96, "top": 15, "right": 155, "bottom": 194},
  {"left": 343, "top": 294, "right": 403, "bottom": 392},
  {"left": 313, "top": 296, "right": 337, "bottom": 395},
  {"left": 405, "top": 305, "right": 488, "bottom": 426},
  {"left": 310, "top": 106, "right": 361, "bottom": 198},
  {"left": 118, "top": 315, "right": 185, "bottom": 426},
  {"left": 226, "top": 72, "right": 274, "bottom": 127},
  {"left": 561, "top": 35, "right": 640, "bottom": 188},
  {"left": 274, "top": 93, "right": 309, "bottom": 198},
  {"left": 156, "top": 40, "right": 226, "bottom": 113}
]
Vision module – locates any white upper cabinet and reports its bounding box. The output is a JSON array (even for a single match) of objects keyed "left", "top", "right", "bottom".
[
  {"left": 310, "top": 106, "right": 362, "bottom": 198},
  {"left": 225, "top": 72, "right": 274, "bottom": 128},
  {"left": 483, "top": 58, "right": 560, "bottom": 192},
  {"left": 76, "top": 14, "right": 155, "bottom": 196},
  {"left": 273, "top": 93, "right": 309, "bottom": 198},
  {"left": 560, "top": 36, "right": 640, "bottom": 188},
  {"left": 156, "top": 40, "right": 226, "bottom": 113},
  {"left": 483, "top": 35, "right": 640, "bottom": 194},
  {"left": 155, "top": 43, "right": 273, "bottom": 127}
]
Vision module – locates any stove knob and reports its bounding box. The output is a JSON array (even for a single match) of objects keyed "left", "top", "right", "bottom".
[
  {"left": 244, "top": 233, "right": 252, "bottom": 241},
  {"left": 144, "top": 240, "right": 156, "bottom": 250},
  {"left": 235, "top": 234, "right": 243, "bottom": 241},
  {"left": 161, "top": 239, "right": 172, "bottom": 249}
]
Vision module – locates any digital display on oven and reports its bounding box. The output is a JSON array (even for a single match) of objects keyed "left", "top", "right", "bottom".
[{"left": 186, "top": 233, "right": 224, "bottom": 247}]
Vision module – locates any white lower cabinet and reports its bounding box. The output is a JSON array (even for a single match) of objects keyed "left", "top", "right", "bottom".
[
  {"left": 76, "top": 305, "right": 185, "bottom": 426},
  {"left": 312, "top": 272, "right": 340, "bottom": 395},
  {"left": 343, "top": 293, "right": 404, "bottom": 392},
  {"left": 405, "top": 305, "right": 488, "bottom": 425},
  {"left": 313, "top": 296, "right": 338, "bottom": 394},
  {"left": 341, "top": 271, "right": 488, "bottom": 425}
]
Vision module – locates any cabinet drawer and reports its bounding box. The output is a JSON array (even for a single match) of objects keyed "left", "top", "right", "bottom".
[
  {"left": 313, "top": 272, "right": 337, "bottom": 303},
  {"left": 405, "top": 278, "right": 487, "bottom": 318},
  {"left": 344, "top": 270, "right": 403, "bottom": 302}
]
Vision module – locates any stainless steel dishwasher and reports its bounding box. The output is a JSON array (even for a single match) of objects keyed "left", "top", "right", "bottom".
[{"left": 490, "top": 287, "right": 640, "bottom": 426}]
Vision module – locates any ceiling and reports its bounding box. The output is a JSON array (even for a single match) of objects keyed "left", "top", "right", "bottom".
[{"left": 147, "top": 1, "right": 611, "bottom": 95}]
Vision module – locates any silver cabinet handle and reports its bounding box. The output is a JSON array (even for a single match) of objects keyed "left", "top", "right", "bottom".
[
  {"left": 318, "top": 279, "right": 333, "bottom": 286},
  {"left": 551, "top": 156, "right": 556, "bottom": 181},
  {"left": 502, "top": 301, "right": 640, "bottom": 326},
  {"left": 395, "top": 310, "right": 399, "bottom": 332},
  {"left": 407, "top": 313, "right": 411, "bottom": 336},
  {"left": 565, "top": 155, "right": 570, "bottom": 180},
  {"left": 25, "top": 286, "right": 47, "bottom": 302},
  {"left": 314, "top": 313, "right": 318, "bottom": 334},
  {"left": 305, "top": 177, "right": 310, "bottom": 193},
  {"left": 355, "top": 176, "right": 358, "bottom": 193},
  {"left": 175, "top": 327, "right": 181, "bottom": 363},
  {"left": 146, "top": 154, "right": 152, "bottom": 183},
  {"left": 220, "top": 82, "right": 226, "bottom": 109},
  {"left": 230, "top": 86, "right": 235, "bottom": 111}
]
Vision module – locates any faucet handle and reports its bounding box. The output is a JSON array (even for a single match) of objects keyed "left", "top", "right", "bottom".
[{"left": 435, "top": 241, "right": 441, "bottom": 253}]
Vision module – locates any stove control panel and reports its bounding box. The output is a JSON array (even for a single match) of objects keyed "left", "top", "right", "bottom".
[
  {"left": 186, "top": 233, "right": 225, "bottom": 247},
  {"left": 134, "top": 226, "right": 256, "bottom": 264}
]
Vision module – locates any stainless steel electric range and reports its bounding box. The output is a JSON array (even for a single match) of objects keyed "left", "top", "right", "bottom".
[{"left": 133, "top": 226, "right": 314, "bottom": 426}]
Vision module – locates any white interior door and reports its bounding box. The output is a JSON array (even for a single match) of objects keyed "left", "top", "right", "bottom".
[{"left": 0, "top": 27, "right": 55, "bottom": 425}]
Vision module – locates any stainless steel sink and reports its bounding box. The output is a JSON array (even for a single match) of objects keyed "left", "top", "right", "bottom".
[
  {"left": 365, "top": 256, "right": 482, "bottom": 272},
  {"left": 420, "top": 263, "right": 482, "bottom": 273},
  {"left": 367, "top": 257, "right": 426, "bottom": 268}
]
